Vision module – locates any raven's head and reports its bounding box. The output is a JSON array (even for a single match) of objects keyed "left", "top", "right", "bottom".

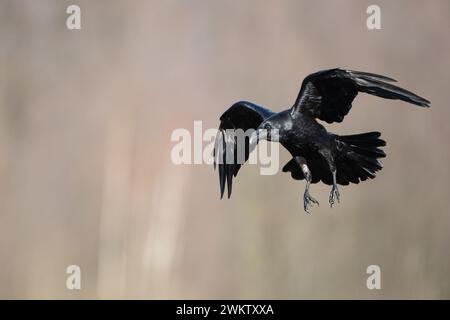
[{"left": 249, "top": 119, "right": 281, "bottom": 146}]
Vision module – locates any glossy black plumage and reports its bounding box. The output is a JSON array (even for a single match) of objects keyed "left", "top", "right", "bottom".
[
  {"left": 214, "top": 101, "right": 274, "bottom": 199},
  {"left": 214, "top": 68, "right": 430, "bottom": 211}
]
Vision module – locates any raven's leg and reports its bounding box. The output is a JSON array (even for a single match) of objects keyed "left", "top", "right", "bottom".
[
  {"left": 329, "top": 170, "right": 340, "bottom": 207},
  {"left": 320, "top": 150, "right": 340, "bottom": 207},
  {"left": 295, "top": 156, "right": 319, "bottom": 213}
]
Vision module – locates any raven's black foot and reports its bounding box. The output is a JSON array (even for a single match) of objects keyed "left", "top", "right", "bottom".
[
  {"left": 329, "top": 185, "right": 340, "bottom": 207},
  {"left": 304, "top": 190, "right": 319, "bottom": 213}
]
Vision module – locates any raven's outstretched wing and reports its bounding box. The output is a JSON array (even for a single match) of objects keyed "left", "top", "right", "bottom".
[
  {"left": 214, "top": 101, "right": 274, "bottom": 199},
  {"left": 291, "top": 68, "right": 430, "bottom": 123}
]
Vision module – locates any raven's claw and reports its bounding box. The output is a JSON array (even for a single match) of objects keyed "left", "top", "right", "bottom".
[
  {"left": 304, "top": 191, "right": 319, "bottom": 213},
  {"left": 329, "top": 185, "right": 340, "bottom": 207}
]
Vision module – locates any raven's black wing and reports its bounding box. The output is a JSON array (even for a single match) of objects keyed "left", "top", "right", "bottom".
[
  {"left": 214, "top": 101, "right": 274, "bottom": 199},
  {"left": 291, "top": 68, "right": 430, "bottom": 123}
]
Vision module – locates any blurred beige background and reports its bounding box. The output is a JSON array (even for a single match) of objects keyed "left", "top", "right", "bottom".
[{"left": 0, "top": 0, "right": 449, "bottom": 299}]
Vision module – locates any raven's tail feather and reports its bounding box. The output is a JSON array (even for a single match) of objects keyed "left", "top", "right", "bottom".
[
  {"left": 282, "top": 131, "right": 387, "bottom": 185},
  {"left": 335, "top": 131, "right": 386, "bottom": 185}
]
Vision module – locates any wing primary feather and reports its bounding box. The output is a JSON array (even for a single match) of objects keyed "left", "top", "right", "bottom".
[
  {"left": 215, "top": 101, "right": 275, "bottom": 199},
  {"left": 346, "top": 70, "right": 397, "bottom": 82},
  {"left": 292, "top": 68, "right": 430, "bottom": 124},
  {"left": 353, "top": 75, "right": 430, "bottom": 107},
  {"left": 226, "top": 166, "right": 233, "bottom": 198},
  {"left": 213, "top": 130, "right": 221, "bottom": 171},
  {"left": 226, "top": 131, "right": 234, "bottom": 198},
  {"left": 219, "top": 130, "right": 226, "bottom": 199}
]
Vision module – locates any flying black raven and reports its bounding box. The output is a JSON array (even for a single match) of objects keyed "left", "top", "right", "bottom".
[{"left": 214, "top": 68, "right": 430, "bottom": 212}]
